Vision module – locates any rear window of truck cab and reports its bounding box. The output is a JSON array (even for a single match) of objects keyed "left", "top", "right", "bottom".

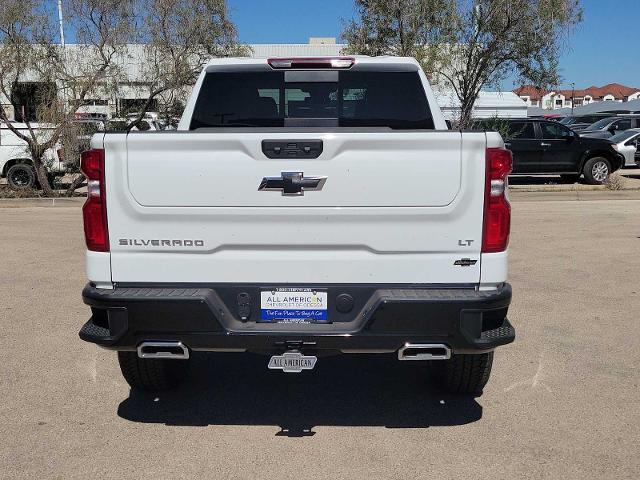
[{"left": 189, "top": 70, "right": 434, "bottom": 130}]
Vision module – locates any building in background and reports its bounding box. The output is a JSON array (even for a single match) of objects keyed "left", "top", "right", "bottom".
[
  {"left": 2, "top": 38, "right": 609, "bottom": 121},
  {"left": 434, "top": 90, "right": 528, "bottom": 120},
  {"left": 247, "top": 38, "right": 343, "bottom": 59},
  {"left": 0, "top": 40, "right": 347, "bottom": 122},
  {"left": 514, "top": 83, "right": 640, "bottom": 110}
]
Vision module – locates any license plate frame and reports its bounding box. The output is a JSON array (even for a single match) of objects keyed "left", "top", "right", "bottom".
[{"left": 259, "top": 288, "right": 328, "bottom": 324}]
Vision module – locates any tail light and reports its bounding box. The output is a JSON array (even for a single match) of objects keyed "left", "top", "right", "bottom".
[
  {"left": 80, "top": 149, "right": 109, "bottom": 252},
  {"left": 482, "top": 148, "right": 512, "bottom": 253},
  {"left": 267, "top": 57, "right": 355, "bottom": 69}
]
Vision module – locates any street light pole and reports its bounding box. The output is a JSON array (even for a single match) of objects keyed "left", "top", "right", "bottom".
[
  {"left": 571, "top": 82, "right": 575, "bottom": 115},
  {"left": 57, "top": 0, "right": 65, "bottom": 46}
]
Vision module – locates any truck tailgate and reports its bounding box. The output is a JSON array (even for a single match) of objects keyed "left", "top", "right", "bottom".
[
  {"left": 126, "top": 132, "right": 461, "bottom": 207},
  {"left": 104, "top": 131, "right": 487, "bottom": 284}
]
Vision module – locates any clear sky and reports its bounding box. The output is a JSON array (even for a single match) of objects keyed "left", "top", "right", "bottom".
[{"left": 228, "top": 0, "right": 640, "bottom": 90}]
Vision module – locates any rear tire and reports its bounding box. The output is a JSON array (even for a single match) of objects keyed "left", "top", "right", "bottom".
[
  {"left": 117, "top": 351, "right": 190, "bottom": 391},
  {"left": 7, "top": 163, "right": 37, "bottom": 190},
  {"left": 430, "top": 352, "right": 494, "bottom": 396},
  {"left": 583, "top": 157, "right": 611, "bottom": 185}
]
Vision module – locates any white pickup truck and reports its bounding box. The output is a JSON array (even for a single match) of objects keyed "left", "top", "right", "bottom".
[
  {"left": 79, "top": 56, "right": 515, "bottom": 395},
  {"left": 0, "top": 124, "right": 65, "bottom": 189}
]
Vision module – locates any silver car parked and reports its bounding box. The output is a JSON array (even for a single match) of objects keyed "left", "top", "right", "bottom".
[{"left": 609, "top": 128, "right": 640, "bottom": 167}]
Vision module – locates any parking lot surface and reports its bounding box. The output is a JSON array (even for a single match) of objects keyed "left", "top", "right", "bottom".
[{"left": 1, "top": 194, "right": 639, "bottom": 479}]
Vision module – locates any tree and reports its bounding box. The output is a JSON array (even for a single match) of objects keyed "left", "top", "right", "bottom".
[
  {"left": 0, "top": 0, "right": 57, "bottom": 195},
  {"left": 342, "top": 0, "right": 583, "bottom": 128},
  {"left": 0, "top": 0, "right": 136, "bottom": 195},
  {"left": 124, "top": 0, "right": 247, "bottom": 129},
  {"left": 342, "top": 0, "right": 456, "bottom": 74},
  {"left": 0, "top": 0, "right": 245, "bottom": 195}
]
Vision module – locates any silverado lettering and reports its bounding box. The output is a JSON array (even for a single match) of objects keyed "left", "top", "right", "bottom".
[{"left": 118, "top": 239, "right": 205, "bottom": 247}]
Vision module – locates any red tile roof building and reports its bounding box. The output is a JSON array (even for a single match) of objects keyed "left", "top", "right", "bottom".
[{"left": 513, "top": 83, "right": 640, "bottom": 109}]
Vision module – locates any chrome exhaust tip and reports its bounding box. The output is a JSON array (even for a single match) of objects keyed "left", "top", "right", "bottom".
[
  {"left": 137, "top": 341, "right": 190, "bottom": 360},
  {"left": 398, "top": 343, "right": 451, "bottom": 361}
]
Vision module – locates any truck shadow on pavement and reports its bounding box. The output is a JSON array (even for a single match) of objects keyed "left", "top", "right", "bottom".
[{"left": 117, "top": 352, "right": 483, "bottom": 436}]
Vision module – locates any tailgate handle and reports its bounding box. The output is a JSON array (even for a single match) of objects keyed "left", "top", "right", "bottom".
[
  {"left": 259, "top": 171, "right": 327, "bottom": 196},
  {"left": 262, "top": 139, "right": 323, "bottom": 159}
]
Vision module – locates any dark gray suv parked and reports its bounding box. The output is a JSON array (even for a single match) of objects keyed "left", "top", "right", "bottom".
[
  {"left": 476, "top": 118, "right": 625, "bottom": 184},
  {"left": 579, "top": 115, "right": 640, "bottom": 139}
]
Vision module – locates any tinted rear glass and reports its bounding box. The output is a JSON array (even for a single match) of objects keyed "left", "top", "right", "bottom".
[
  {"left": 582, "top": 115, "right": 608, "bottom": 124},
  {"left": 613, "top": 119, "right": 632, "bottom": 130},
  {"left": 609, "top": 130, "right": 639, "bottom": 143},
  {"left": 190, "top": 71, "right": 434, "bottom": 129},
  {"left": 507, "top": 122, "right": 535, "bottom": 138},
  {"left": 587, "top": 117, "right": 615, "bottom": 130},
  {"left": 541, "top": 122, "right": 573, "bottom": 139}
]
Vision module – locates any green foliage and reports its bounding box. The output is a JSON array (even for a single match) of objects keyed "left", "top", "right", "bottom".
[
  {"left": 342, "top": 0, "right": 583, "bottom": 128},
  {"left": 473, "top": 116, "right": 511, "bottom": 139},
  {"left": 0, "top": 0, "right": 244, "bottom": 196},
  {"left": 342, "top": 0, "right": 457, "bottom": 73}
]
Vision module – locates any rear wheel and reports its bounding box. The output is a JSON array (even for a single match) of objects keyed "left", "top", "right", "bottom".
[
  {"left": 583, "top": 157, "right": 611, "bottom": 185},
  {"left": 117, "top": 351, "right": 190, "bottom": 391},
  {"left": 430, "top": 352, "right": 494, "bottom": 396},
  {"left": 7, "top": 163, "right": 37, "bottom": 190}
]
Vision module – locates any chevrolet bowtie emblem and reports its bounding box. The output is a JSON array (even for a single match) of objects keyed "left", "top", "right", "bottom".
[{"left": 258, "top": 171, "right": 327, "bottom": 196}]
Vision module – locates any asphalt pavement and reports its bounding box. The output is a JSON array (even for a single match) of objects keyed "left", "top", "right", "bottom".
[{"left": 0, "top": 193, "right": 639, "bottom": 479}]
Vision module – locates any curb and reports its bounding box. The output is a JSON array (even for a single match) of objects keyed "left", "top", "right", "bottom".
[
  {"left": 510, "top": 186, "right": 640, "bottom": 193},
  {"left": 0, "top": 197, "right": 85, "bottom": 207},
  {"left": 510, "top": 189, "right": 640, "bottom": 202}
]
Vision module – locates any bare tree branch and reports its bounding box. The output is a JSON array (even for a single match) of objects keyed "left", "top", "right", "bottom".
[{"left": 343, "top": 0, "right": 583, "bottom": 128}]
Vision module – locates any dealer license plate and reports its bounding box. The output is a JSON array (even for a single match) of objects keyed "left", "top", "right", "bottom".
[{"left": 260, "top": 288, "right": 328, "bottom": 323}]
